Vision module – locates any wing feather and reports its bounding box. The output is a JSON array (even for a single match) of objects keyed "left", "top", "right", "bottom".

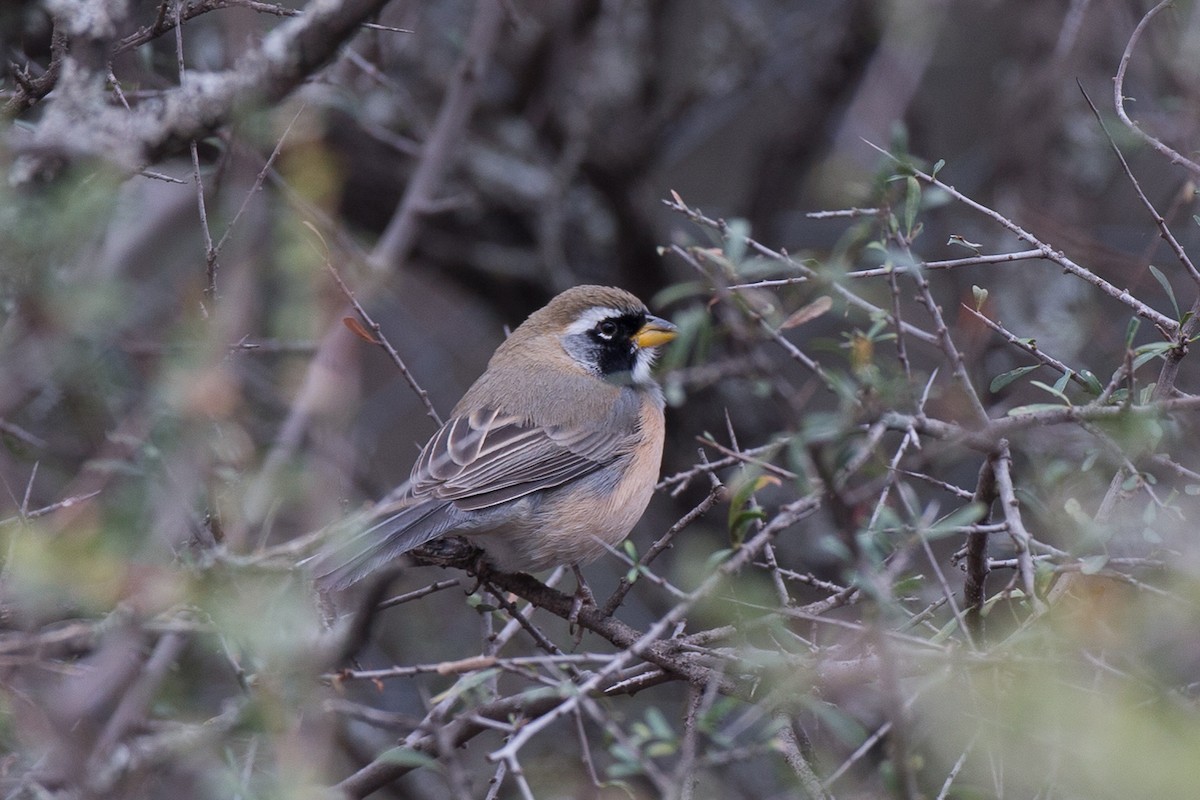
[
  {"left": 410, "top": 407, "right": 632, "bottom": 509},
  {"left": 314, "top": 400, "right": 639, "bottom": 589}
]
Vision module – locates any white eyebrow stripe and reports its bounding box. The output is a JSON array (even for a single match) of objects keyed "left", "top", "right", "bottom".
[{"left": 563, "top": 307, "right": 628, "bottom": 335}]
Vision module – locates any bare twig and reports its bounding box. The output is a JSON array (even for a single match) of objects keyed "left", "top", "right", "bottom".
[
  {"left": 863, "top": 140, "right": 1179, "bottom": 333},
  {"left": 963, "top": 458, "right": 997, "bottom": 636},
  {"left": 1113, "top": 0, "right": 1200, "bottom": 177},
  {"left": 845, "top": 248, "right": 1046, "bottom": 279},
  {"left": 1078, "top": 81, "right": 1200, "bottom": 286},
  {"left": 991, "top": 440, "right": 1040, "bottom": 607},
  {"left": 0, "top": 418, "right": 48, "bottom": 449},
  {"left": 212, "top": 106, "right": 306, "bottom": 260},
  {"left": 369, "top": 0, "right": 506, "bottom": 271},
  {"left": 665, "top": 194, "right": 942, "bottom": 346},
  {"left": 318, "top": 251, "right": 444, "bottom": 426}
]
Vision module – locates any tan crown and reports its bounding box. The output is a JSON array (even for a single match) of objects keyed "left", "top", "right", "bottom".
[{"left": 513, "top": 285, "right": 648, "bottom": 336}]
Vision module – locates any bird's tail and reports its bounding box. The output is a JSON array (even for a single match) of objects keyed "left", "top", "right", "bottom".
[{"left": 306, "top": 499, "right": 454, "bottom": 591}]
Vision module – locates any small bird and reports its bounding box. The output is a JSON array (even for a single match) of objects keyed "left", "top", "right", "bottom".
[{"left": 313, "top": 285, "right": 677, "bottom": 590}]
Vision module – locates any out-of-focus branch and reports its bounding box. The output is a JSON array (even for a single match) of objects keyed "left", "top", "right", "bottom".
[
  {"left": 243, "top": 0, "right": 505, "bottom": 530},
  {"left": 1114, "top": 0, "right": 1200, "bottom": 178},
  {"left": 369, "top": 0, "right": 506, "bottom": 272},
  {"left": 11, "top": 0, "right": 396, "bottom": 181},
  {"left": 962, "top": 458, "right": 997, "bottom": 637},
  {"left": 879, "top": 394, "right": 1200, "bottom": 451}
]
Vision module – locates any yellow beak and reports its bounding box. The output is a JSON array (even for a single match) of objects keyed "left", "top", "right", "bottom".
[{"left": 632, "top": 315, "right": 678, "bottom": 349}]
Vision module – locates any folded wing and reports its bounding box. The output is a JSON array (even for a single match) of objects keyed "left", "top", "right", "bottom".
[{"left": 313, "top": 406, "right": 631, "bottom": 589}]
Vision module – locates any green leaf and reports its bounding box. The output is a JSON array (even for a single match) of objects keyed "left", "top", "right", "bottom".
[
  {"left": 1007, "top": 403, "right": 1069, "bottom": 416},
  {"left": 725, "top": 218, "right": 750, "bottom": 266},
  {"left": 972, "top": 285, "right": 988, "bottom": 311},
  {"left": 802, "top": 698, "right": 869, "bottom": 748},
  {"left": 1063, "top": 497, "right": 1091, "bottom": 526},
  {"left": 1148, "top": 264, "right": 1181, "bottom": 321},
  {"left": 800, "top": 411, "right": 846, "bottom": 443},
  {"left": 1051, "top": 369, "right": 1073, "bottom": 395},
  {"left": 1079, "top": 554, "right": 1108, "bottom": 575},
  {"left": 646, "top": 741, "right": 677, "bottom": 758},
  {"left": 703, "top": 548, "right": 734, "bottom": 572},
  {"left": 1132, "top": 340, "right": 1174, "bottom": 370},
  {"left": 931, "top": 158, "right": 945, "bottom": 179},
  {"left": 923, "top": 502, "right": 987, "bottom": 540},
  {"left": 930, "top": 616, "right": 961, "bottom": 643},
  {"left": 429, "top": 668, "right": 501, "bottom": 704},
  {"left": 652, "top": 281, "right": 710, "bottom": 307},
  {"left": 904, "top": 176, "right": 920, "bottom": 236},
  {"left": 1125, "top": 317, "right": 1141, "bottom": 348},
  {"left": 645, "top": 708, "right": 674, "bottom": 740},
  {"left": 376, "top": 747, "right": 439, "bottom": 770},
  {"left": 1079, "top": 370, "right": 1103, "bottom": 395},
  {"left": 989, "top": 365, "right": 1039, "bottom": 393},
  {"left": 947, "top": 234, "right": 982, "bottom": 250},
  {"left": 729, "top": 508, "right": 767, "bottom": 545}
]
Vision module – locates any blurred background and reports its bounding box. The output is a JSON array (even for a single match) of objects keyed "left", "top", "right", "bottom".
[{"left": 3, "top": 1, "right": 1200, "bottom": 798}]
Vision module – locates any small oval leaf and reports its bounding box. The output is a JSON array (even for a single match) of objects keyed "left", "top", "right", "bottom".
[{"left": 989, "top": 365, "right": 1039, "bottom": 393}]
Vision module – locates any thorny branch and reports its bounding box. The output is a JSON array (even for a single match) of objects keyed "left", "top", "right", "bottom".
[{"left": 4, "top": 4, "right": 1200, "bottom": 800}]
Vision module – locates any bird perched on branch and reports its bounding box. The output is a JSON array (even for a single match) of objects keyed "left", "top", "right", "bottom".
[{"left": 313, "top": 285, "right": 677, "bottom": 591}]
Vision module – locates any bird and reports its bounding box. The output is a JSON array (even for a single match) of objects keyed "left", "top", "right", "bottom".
[{"left": 312, "top": 285, "right": 677, "bottom": 591}]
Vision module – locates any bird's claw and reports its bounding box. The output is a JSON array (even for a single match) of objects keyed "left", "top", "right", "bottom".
[{"left": 568, "top": 565, "right": 595, "bottom": 647}]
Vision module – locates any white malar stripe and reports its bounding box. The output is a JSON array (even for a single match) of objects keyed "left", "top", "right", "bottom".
[{"left": 632, "top": 347, "right": 657, "bottom": 386}]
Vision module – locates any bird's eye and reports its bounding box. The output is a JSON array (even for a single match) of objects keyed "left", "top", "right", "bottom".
[{"left": 597, "top": 320, "right": 618, "bottom": 339}]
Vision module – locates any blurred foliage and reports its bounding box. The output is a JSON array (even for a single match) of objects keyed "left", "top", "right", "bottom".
[{"left": 3, "top": 1, "right": 1200, "bottom": 799}]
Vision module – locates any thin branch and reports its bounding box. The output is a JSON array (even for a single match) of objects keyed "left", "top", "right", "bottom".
[
  {"left": 16, "top": 0, "right": 397, "bottom": 176},
  {"left": 0, "top": 490, "right": 104, "bottom": 527},
  {"left": 212, "top": 105, "right": 305, "bottom": 259},
  {"left": 664, "top": 194, "right": 942, "bottom": 346},
  {"left": 1078, "top": 81, "right": 1200, "bottom": 286},
  {"left": 773, "top": 714, "right": 830, "bottom": 800},
  {"left": 991, "top": 440, "right": 1040, "bottom": 608},
  {"left": 880, "top": 394, "right": 1200, "bottom": 452},
  {"left": 845, "top": 248, "right": 1046, "bottom": 279},
  {"left": 963, "top": 458, "right": 997, "bottom": 637},
  {"left": 601, "top": 480, "right": 725, "bottom": 616},
  {"left": 487, "top": 493, "right": 823, "bottom": 765},
  {"left": 1113, "top": 0, "right": 1200, "bottom": 177},
  {"left": 862, "top": 140, "right": 1179, "bottom": 334},
  {"left": 369, "top": 0, "right": 506, "bottom": 271},
  {"left": 0, "top": 418, "right": 48, "bottom": 449},
  {"left": 670, "top": 243, "right": 841, "bottom": 393},
  {"left": 963, "top": 304, "right": 1096, "bottom": 392},
  {"left": 318, "top": 250, "right": 443, "bottom": 426}
]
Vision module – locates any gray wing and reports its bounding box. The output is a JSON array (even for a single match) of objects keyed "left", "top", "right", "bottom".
[
  {"left": 408, "top": 408, "right": 624, "bottom": 510},
  {"left": 313, "top": 407, "right": 631, "bottom": 589}
]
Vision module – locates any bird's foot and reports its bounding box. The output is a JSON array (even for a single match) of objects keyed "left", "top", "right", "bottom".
[{"left": 568, "top": 564, "right": 595, "bottom": 647}]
